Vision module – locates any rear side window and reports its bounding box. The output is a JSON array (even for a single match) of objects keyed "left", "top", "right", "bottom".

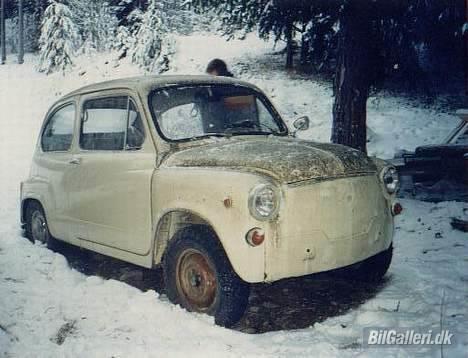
[
  {"left": 41, "top": 104, "right": 75, "bottom": 152},
  {"left": 80, "top": 96, "right": 145, "bottom": 151}
]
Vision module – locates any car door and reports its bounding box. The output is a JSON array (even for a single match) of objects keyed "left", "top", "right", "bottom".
[
  {"left": 67, "top": 91, "right": 156, "bottom": 255},
  {"left": 34, "top": 102, "right": 77, "bottom": 241}
]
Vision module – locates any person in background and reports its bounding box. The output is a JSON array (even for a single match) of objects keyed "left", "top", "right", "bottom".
[
  {"left": 204, "top": 59, "right": 236, "bottom": 132},
  {"left": 206, "top": 59, "right": 234, "bottom": 77}
]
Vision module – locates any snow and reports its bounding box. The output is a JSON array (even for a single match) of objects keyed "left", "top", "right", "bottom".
[
  {"left": 130, "top": 0, "right": 170, "bottom": 73},
  {"left": 1, "top": 33, "right": 467, "bottom": 357}
]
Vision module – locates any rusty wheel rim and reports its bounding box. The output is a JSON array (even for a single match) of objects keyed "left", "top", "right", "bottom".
[{"left": 176, "top": 248, "right": 217, "bottom": 312}]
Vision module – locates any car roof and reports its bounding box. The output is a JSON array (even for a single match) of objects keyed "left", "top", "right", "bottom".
[{"left": 61, "top": 75, "right": 261, "bottom": 100}]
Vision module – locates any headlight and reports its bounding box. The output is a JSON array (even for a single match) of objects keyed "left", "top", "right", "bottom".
[
  {"left": 248, "top": 184, "right": 280, "bottom": 221},
  {"left": 381, "top": 166, "right": 399, "bottom": 194}
]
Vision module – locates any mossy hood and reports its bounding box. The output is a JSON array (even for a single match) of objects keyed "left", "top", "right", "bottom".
[{"left": 163, "top": 136, "right": 377, "bottom": 184}]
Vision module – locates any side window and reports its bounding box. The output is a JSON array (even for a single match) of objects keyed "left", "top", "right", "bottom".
[
  {"left": 81, "top": 96, "right": 127, "bottom": 151},
  {"left": 41, "top": 104, "right": 75, "bottom": 152},
  {"left": 80, "top": 96, "right": 145, "bottom": 151}
]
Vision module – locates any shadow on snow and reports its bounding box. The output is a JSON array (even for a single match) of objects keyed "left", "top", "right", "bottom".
[{"left": 48, "top": 240, "right": 389, "bottom": 334}]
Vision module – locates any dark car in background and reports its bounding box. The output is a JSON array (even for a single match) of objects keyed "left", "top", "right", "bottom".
[{"left": 393, "top": 109, "right": 467, "bottom": 201}]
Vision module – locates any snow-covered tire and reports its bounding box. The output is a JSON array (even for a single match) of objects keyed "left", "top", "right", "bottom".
[
  {"left": 347, "top": 244, "right": 393, "bottom": 282},
  {"left": 25, "top": 201, "right": 56, "bottom": 250},
  {"left": 163, "top": 225, "right": 250, "bottom": 327}
]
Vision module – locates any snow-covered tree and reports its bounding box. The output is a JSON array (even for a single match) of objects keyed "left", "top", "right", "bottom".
[
  {"left": 131, "top": 0, "right": 174, "bottom": 73},
  {"left": 159, "top": 0, "right": 197, "bottom": 35},
  {"left": 154, "top": 35, "right": 176, "bottom": 73},
  {"left": 38, "top": 0, "right": 79, "bottom": 74},
  {"left": 114, "top": 7, "right": 142, "bottom": 60},
  {"left": 68, "top": 0, "right": 117, "bottom": 53},
  {"left": 188, "top": 0, "right": 267, "bottom": 39}
]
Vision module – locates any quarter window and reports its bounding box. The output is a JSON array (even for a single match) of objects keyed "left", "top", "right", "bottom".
[
  {"left": 41, "top": 104, "right": 75, "bottom": 152},
  {"left": 127, "top": 100, "right": 145, "bottom": 149},
  {"left": 80, "top": 96, "right": 145, "bottom": 151}
]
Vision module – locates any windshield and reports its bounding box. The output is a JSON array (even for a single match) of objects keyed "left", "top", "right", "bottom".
[{"left": 149, "top": 85, "right": 287, "bottom": 141}]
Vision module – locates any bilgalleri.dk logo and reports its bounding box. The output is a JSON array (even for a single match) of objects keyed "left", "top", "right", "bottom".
[{"left": 363, "top": 327, "right": 455, "bottom": 347}]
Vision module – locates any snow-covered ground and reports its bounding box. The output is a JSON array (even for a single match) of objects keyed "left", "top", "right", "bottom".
[{"left": 1, "top": 33, "right": 467, "bottom": 357}]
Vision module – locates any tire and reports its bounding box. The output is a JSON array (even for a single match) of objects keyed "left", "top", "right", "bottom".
[
  {"left": 163, "top": 225, "right": 250, "bottom": 327},
  {"left": 25, "top": 201, "right": 56, "bottom": 250},
  {"left": 347, "top": 244, "right": 393, "bottom": 282}
]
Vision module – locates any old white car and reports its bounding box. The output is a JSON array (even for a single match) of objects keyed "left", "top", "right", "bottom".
[{"left": 21, "top": 76, "right": 400, "bottom": 327}]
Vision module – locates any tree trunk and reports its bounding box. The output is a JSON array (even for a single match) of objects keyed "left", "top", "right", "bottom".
[
  {"left": 18, "top": 0, "right": 24, "bottom": 64},
  {"left": 285, "top": 22, "right": 294, "bottom": 69},
  {"left": 1, "top": 0, "right": 6, "bottom": 64},
  {"left": 331, "top": 1, "right": 378, "bottom": 153}
]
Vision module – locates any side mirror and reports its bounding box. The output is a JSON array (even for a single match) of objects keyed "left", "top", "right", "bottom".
[{"left": 292, "top": 116, "right": 310, "bottom": 133}]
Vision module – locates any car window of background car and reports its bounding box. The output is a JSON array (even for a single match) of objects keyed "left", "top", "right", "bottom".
[
  {"left": 41, "top": 103, "right": 75, "bottom": 152},
  {"left": 80, "top": 96, "right": 144, "bottom": 151},
  {"left": 453, "top": 124, "right": 468, "bottom": 145}
]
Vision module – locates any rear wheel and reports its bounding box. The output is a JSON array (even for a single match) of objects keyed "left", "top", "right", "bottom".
[
  {"left": 25, "top": 202, "right": 56, "bottom": 250},
  {"left": 163, "top": 225, "right": 250, "bottom": 327}
]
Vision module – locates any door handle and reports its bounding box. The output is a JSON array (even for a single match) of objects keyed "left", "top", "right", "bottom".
[{"left": 69, "top": 157, "right": 82, "bottom": 165}]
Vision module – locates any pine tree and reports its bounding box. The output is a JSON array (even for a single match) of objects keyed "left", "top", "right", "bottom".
[
  {"left": 188, "top": 0, "right": 267, "bottom": 39},
  {"left": 38, "top": 0, "right": 78, "bottom": 74},
  {"left": 115, "top": 6, "right": 142, "bottom": 60},
  {"left": 68, "top": 0, "right": 117, "bottom": 53},
  {"left": 131, "top": 0, "right": 172, "bottom": 73}
]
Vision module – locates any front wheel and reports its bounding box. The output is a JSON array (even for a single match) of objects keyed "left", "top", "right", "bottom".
[{"left": 163, "top": 225, "right": 250, "bottom": 327}]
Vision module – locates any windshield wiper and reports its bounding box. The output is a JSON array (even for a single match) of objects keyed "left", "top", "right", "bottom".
[
  {"left": 225, "top": 119, "right": 278, "bottom": 134},
  {"left": 187, "top": 133, "right": 232, "bottom": 141}
]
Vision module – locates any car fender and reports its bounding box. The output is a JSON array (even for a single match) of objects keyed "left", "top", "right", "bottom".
[{"left": 151, "top": 167, "right": 277, "bottom": 283}]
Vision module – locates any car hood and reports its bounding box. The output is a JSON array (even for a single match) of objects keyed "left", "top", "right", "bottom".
[
  {"left": 163, "top": 136, "right": 377, "bottom": 184},
  {"left": 415, "top": 144, "right": 468, "bottom": 157}
]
